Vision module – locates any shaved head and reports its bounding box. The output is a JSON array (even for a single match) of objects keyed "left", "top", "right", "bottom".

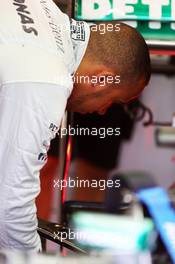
[
  {"left": 85, "top": 22, "right": 151, "bottom": 90},
  {"left": 68, "top": 22, "right": 151, "bottom": 114}
]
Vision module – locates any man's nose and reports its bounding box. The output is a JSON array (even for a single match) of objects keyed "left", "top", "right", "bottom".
[
  {"left": 98, "top": 109, "right": 107, "bottom": 115},
  {"left": 98, "top": 105, "right": 110, "bottom": 115}
]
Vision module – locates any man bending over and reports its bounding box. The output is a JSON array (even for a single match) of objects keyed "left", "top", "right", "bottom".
[{"left": 0, "top": 0, "right": 150, "bottom": 251}]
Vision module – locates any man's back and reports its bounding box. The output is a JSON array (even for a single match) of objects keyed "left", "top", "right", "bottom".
[
  {"left": 0, "top": 0, "right": 76, "bottom": 87},
  {"left": 0, "top": 0, "right": 90, "bottom": 252},
  {"left": 0, "top": 0, "right": 68, "bottom": 54}
]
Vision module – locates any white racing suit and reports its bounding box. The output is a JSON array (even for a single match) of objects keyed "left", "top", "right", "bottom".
[{"left": 0, "top": 0, "right": 90, "bottom": 251}]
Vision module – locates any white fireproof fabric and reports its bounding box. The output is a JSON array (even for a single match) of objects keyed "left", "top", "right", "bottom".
[{"left": 0, "top": 0, "right": 90, "bottom": 251}]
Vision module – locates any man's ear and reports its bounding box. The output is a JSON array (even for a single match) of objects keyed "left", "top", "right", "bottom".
[{"left": 90, "top": 71, "right": 115, "bottom": 89}]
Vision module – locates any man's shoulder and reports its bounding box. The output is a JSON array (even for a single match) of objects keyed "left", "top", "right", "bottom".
[{"left": 69, "top": 19, "right": 91, "bottom": 73}]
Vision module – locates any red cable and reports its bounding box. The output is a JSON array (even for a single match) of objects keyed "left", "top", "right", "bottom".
[{"left": 62, "top": 136, "right": 72, "bottom": 204}]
